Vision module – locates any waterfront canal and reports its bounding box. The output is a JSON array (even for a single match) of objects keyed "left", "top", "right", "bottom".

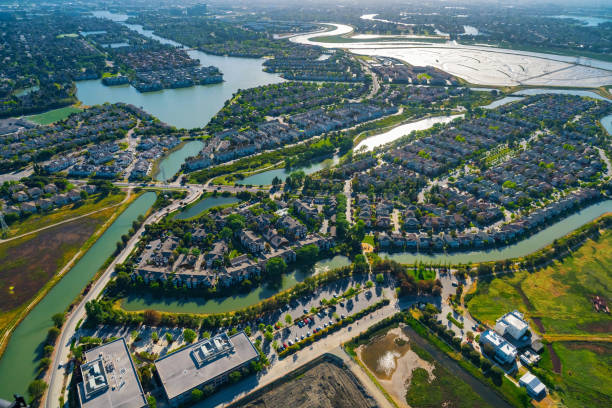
[
  {"left": 173, "top": 195, "right": 240, "bottom": 220},
  {"left": 381, "top": 200, "right": 612, "bottom": 265},
  {"left": 354, "top": 114, "right": 463, "bottom": 152},
  {"left": 155, "top": 140, "right": 204, "bottom": 182},
  {"left": 0, "top": 192, "right": 156, "bottom": 400},
  {"left": 121, "top": 255, "right": 351, "bottom": 314},
  {"left": 237, "top": 156, "right": 340, "bottom": 186}
]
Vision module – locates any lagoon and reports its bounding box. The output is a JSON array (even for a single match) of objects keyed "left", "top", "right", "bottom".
[
  {"left": 482, "top": 96, "right": 524, "bottom": 109},
  {"left": 78, "top": 12, "right": 285, "bottom": 129},
  {"left": 237, "top": 155, "right": 340, "bottom": 186},
  {"left": 512, "top": 88, "right": 611, "bottom": 101},
  {"left": 174, "top": 195, "right": 240, "bottom": 220},
  {"left": 155, "top": 140, "right": 204, "bottom": 181}
]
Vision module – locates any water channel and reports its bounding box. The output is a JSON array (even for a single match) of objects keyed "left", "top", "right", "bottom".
[
  {"left": 155, "top": 140, "right": 204, "bottom": 182},
  {"left": 173, "top": 195, "right": 240, "bottom": 220},
  {"left": 120, "top": 255, "right": 351, "bottom": 314},
  {"left": 237, "top": 156, "right": 340, "bottom": 186},
  {"left": 380, "top": 200, "right": 612, "bottom": 265},
  {"left": 354, "top": 114, "right": 463, "bottom": 152},
  {"left": 512, "top": 88, "right": 611, "bottom": 101},
  {"left": 0, "top": 192, "right": 157, "bottom": 400}
]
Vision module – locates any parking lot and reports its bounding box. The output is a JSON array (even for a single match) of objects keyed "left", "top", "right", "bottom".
[{"left": 271, "top": 278, "right": 388, "bottom": 351}]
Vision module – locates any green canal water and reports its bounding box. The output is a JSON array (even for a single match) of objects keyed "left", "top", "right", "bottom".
[
  {"left": 155, "top": 140, "right": 204, "bottom": 182},
  {"left": 237, "top": 156, "right": 340, "bottom": 186},
  {"left": 173, "top": 195, "right": 240, "bottom": 220},
  {"left": 0, "top": 192, "right": 156, "bottom": 400},
  {"left": 121, "top": 255, "right": 351, "bottom": 314},
  {"left": 381, "top": 200, "right": 612, "bottom": 265}
]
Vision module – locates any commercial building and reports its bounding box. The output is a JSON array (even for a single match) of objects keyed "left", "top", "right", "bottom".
[
  {"left": 495, "top": 310, "right": 529, "bottom": 342},
  {"left": 77, "top": 338, "right": 146, "bottom": 408},
  {"left": 155, "top": 332, "right": 258, "bottom": 407},
  {"left": 519, "top": 372, "right": 547, "bottom": 399},
  {"left": 480, "top": 330, "right": 517, "bottom": 365}
]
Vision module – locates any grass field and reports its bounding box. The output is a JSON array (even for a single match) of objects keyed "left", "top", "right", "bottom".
[
  {"left": 6, "top": 192, "right": 125, "bottom": 237},
  {"left": 467, "top": 229, "right": 612, "bottom": 335},
  {"left": 0, "top": 209, "right": 113, "bottom": 314},
  {"left": 467, "top": 229, "right": 612, "bottom": 408},
  {"left": 407, "top": 341, "right": 494, "bottom": 408},
  {"left": 407, "top": 364, "right": 493, "bottom": 408},
  {"left": 0, "top": 207, "right": 116, "bottom": 343},
  {"left": 532, "top": 342, "right": 612, "bottom": 408},
  {"left": 24, "top": 106, "right": 83, "bottom": 125},
  {"left": 362, "top": 234, "right": 375, "bottom": 246}
]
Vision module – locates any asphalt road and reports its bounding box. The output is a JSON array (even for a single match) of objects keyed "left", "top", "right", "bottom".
[{"left": 44, "top": 185, "right": 201, "bottom": 408}]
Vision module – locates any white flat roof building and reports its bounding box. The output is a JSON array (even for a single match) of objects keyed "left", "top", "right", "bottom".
[
  {"left": 519, "top": 372, "right": 547, "bottom": 399},
  {"left": 481, "top": 330, "right": 517, "bottom": 365},
  {"left": 495, "top": 310, "right": 529, "bottom": 341},
  {"left": 155, "top": 332, "right": 258, "bottom": 407},
  {"left": 77, "top": 338, "right": 146, "bottom": 408}
]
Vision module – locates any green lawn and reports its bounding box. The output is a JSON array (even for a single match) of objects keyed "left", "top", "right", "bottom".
[
  {"left": 362, "top": 234, "right": 375, "bottom": 246},
  {"left": 7, "top": 192, "right": 125, "bottom": 237},
  {"left": 25, "top": 106, "right": 83, "bottom": 125},
  {"left": 468, "top": 230, "right": 612, "bottom": 408},
  {"left": 533, "top": 342, "right": 612, "bottom": 408},
  {"left": 407, "top": 366, "right": 493, "bottom": 408},
  {"left": 407, "top": 264, "right": 437, "bottom": 281},
  {"left": 468, "top": 230, "right": 612, "bottom": 335}
]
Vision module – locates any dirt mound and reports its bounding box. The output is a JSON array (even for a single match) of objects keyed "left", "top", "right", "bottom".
[{"left": 238, "top": 361, "right": 373, "bottom": 408}]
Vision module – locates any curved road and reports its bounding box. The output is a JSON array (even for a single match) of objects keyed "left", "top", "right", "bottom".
[{"left": 44, "top": 184, "right": 201, "bottom": 408}]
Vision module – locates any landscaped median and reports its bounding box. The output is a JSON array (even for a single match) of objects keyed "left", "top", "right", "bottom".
[{"left": 277, "top": 298, "right": 390, "bottom": 358}]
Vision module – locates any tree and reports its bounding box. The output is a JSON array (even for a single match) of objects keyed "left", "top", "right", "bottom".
[
  {"left": 27, "top": 379, "right": 47, "bottom": 402},
  {"left": 480, "top": 357, "right": 492, "bottom": 372},
  {"left": 51, "top": 313, "right": 65, "bottom": 328},
  {"left": 226, "top": 214, "right": 246, "bottom": 232},
  {"left": 165, "top": 333, "right": 174, "bottom": 344},
  {"left": 229, "top": 371, "right": 242, "bottom": 383},
  {"left": 244, "top": 326, "right": 251, "bottom": 336},
  {"left": 147, "top": 395, "right": 157, "bottom": 408},
  {"left": 191, "top": 389, "right": 204, "bottom": 402},
  {"left": 143, "top": 309, "right": 162, "bottom": 326},
  {"left": 482, "top": 342, "right": 496, "bottom": 357},
  {"left": 47, "top": 326, "right": 60, "bottom": 343},
  {"left": 296, "top": 244, "right": 319, "bottom": 264},
  {"left": 183, "top": 329, "right": 197, "bottom": 344},
  {"left": 375, "top": 273, "right": 385, "bottom": 284},
  {"left": 151, "top": 332, "right": 159, "bottom": 343},
  {"left": 366, "top": 280, "right": 374, "bottom": 288},
  {"left": 266, "top": 257, "right": 287, "bottom": 280},
  {"left": 285, "top": 314, "right": 293, "bottom": 325}
]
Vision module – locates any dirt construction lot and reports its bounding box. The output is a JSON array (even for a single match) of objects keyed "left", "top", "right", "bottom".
[{"left": 237, "top": 360, "right": 373, "bottom": 408}]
